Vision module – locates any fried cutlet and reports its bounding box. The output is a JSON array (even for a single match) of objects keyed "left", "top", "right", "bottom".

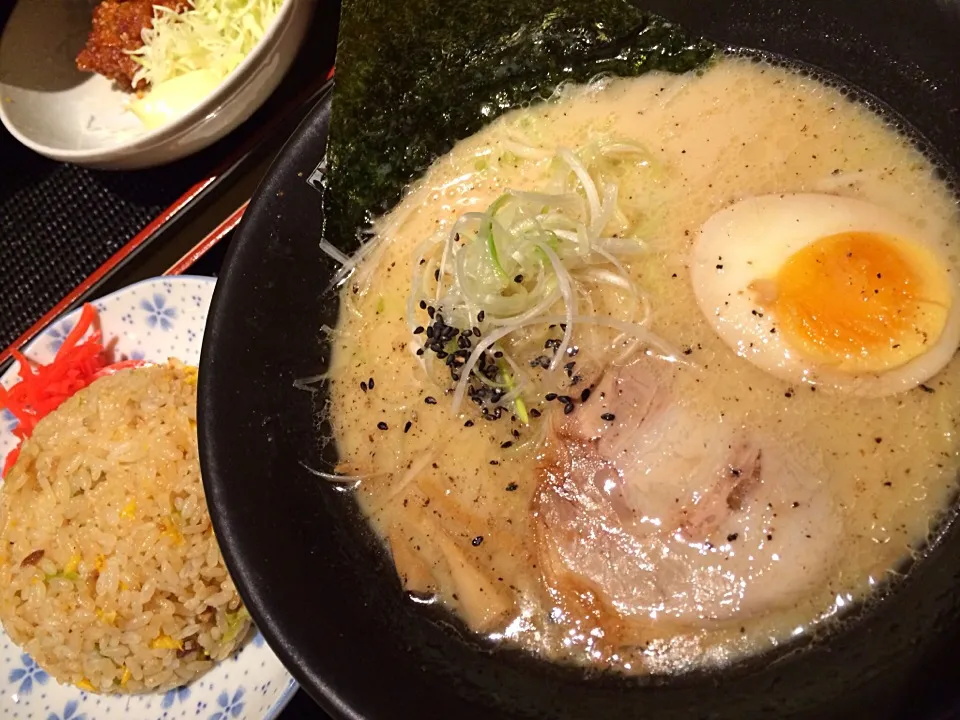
[{"left": 76, "top": 0, "right": 189, "bottom": 91}]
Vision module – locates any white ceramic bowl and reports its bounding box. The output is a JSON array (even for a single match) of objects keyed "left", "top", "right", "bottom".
[{"left": 0, "top": 0, "right": 315, "bottom": 170}]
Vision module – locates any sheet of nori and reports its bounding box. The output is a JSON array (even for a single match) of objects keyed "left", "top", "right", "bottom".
[{"left": 322, "top": 0, "right": 714, "bottom": 245}]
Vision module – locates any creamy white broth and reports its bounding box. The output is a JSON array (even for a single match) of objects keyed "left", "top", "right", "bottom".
[{"left": 326, "top": 56, "right": 960, "bottom": 673}]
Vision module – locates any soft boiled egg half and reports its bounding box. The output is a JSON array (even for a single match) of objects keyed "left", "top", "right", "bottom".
[{"left": 690, "top": 193, "right": 960, "bottom": 396}]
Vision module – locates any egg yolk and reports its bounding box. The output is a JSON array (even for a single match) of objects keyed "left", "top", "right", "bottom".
[{"left": 756, "top": 231, "right": 952, "bottom": 373}]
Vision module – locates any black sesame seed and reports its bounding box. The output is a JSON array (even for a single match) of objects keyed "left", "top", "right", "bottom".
[
  {"left": 493, "top": 351, "right": 503, "bottom": 358},
  {"left": 490, "top": 460, "right": 499, "bottom": 465},
  {"left": 436, "top": 351, "right": 448, "bottom": 359},
  {"left": 473, "top": 327, "right": 482, "bottom": 337},
  {"left": 434, "top": 269, "right": 440, "bottom": 281},
  {"left": 472, "top": 536, "right": 484, "bottom": 546},
  {"left": 563, "top": 402, "right": 575, "bottom": 415},
  {"left": 443, "top": 326, "right": 457, "bottom": 341},
  {"left": 368, "top": 377, "right": 375, "bottom": 390},
  {"left": 580, "top": 388, "right": 591, "bottom": 402},
  {"left": 514, "top": 274, "right": 524, "bottom": 283},
  {"left": 360, "top": 381, "right": 368, "bottom": 392},
  {"left": 464, "top": 420, "right": 475, "bottom": 427},
  {"left": 424, "top": 396, "right": 438, "bottom": 405},
  {"left": 601, "top": 413, "right": 616, "bottom": 421},
  {"left": 458, "top": 335, "right": 472, "bottom": 349},
  {"left": 501, "top": 441, "right": 513, "bottom": 449},
  {"left": 529, "top": 408, "right": 542, "bottom": 418},
  {"left": 404, "top": 421, "right": 412, "bottom": 433},
  {"left": 505, "top": 482, "right": 518, "bottom": 491},
  {"left": 377, "top": 422, "right": 388, "bottom": 431},
  {"left": 557, "top": 395, "right": 573, "bottom": 404},
  {"left": 727, "top": 533, "right": 738, "bottom": 542},
  {"left": 545, "top": 393, "right": 558, "bottom": 401},
  {"left": 766, "top": 534, "right": 773, "bottom": 541},
  {"left": 477, "top": 311, "right": 485, "bottom": 323},
  {"left": 413, "top": 326, "right": 425, "bottom": 334},
  {"left": 425, "top": 326, "right": 434, "bottom": 338},
  {"left": 416, "top": 348, "right": 425, "bottom": 356},
  {"left": 419, "top": 300, "right": 427, "bottom": 310},
  {"left": 427, "top": 306, "right": 436, "bottom": 319}
]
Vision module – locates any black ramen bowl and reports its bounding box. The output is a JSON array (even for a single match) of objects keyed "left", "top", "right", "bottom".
[{"left": 198, "top": 1, "right": 960, "bottom": 718}]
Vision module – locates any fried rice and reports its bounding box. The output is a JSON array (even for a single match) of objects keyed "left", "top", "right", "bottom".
[{"left": 0, "top": 362, "right": 250, "bottom": 693}]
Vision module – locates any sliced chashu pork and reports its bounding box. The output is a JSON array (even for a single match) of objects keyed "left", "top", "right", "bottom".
[{"left": 534, "top": 359, "right": 842, "bottom": 631}]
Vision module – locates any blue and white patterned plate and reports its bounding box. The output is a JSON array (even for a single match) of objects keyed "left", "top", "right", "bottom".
[{"left": 0, "top": 276, "right": 297, "bottom": 720}]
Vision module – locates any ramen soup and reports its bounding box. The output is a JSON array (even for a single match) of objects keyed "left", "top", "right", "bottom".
[{"left": 326, "top": 56, "right": 960, "bottom": 673}]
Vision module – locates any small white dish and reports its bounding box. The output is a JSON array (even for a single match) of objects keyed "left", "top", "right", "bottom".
[
  {"left": 0, "top": 0, "right": 315, "bottom": 169},
  {"left": 0, "top": 276, "right": 297, "bottom": 719}
]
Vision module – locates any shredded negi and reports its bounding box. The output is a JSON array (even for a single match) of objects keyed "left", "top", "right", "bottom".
[
  {"left": 323, "top": 133, "right": 684, "bottom": 423},
  {"left": 0, "top": 305, "right": 146, "bottom": 477}
]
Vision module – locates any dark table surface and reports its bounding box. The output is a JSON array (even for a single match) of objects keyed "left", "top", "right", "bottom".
[{"left": 0, "top": 1, "right": 340, "bottom": 717}]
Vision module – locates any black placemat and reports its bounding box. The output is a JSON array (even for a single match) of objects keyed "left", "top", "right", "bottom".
[
  {"left": 0, "top": 130, "right": 222, "bottom": 350},
  {"left": 0, "top": 0, "right": 340, "bottom": 351}
]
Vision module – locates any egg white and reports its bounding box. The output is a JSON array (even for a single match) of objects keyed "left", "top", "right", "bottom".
[{"left": 690, "top": 192, "right": 960, "bottom": 396}]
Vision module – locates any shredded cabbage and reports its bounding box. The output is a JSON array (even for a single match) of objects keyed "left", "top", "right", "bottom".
[{"left": 129, "top": 0, "right": 284, "bottom": 88}]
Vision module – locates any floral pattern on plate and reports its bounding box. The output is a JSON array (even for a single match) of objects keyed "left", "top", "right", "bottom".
[{"left": 0, "top": 276, "right": 297, "bottom": 720}]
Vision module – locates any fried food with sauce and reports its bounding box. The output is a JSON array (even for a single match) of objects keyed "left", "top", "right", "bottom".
[{"left": 76, "top": 0, "right": 189, "bottom": 91}]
